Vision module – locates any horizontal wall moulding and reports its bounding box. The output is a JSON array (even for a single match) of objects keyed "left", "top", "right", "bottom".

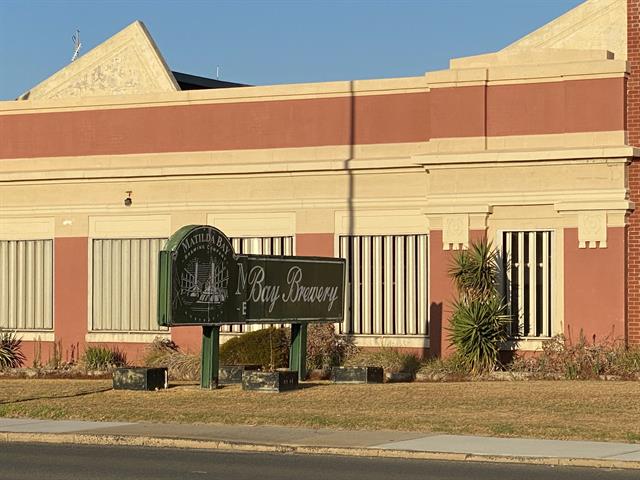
[
  {"left": 0, "top": 197, "right": 430, "bottom": 217},
  {"left": 415, "top": 146, "right": 636, "bottom": 167}
]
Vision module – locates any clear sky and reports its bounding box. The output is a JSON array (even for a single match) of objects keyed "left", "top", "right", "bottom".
[{"left": 0, "top": 0, "right": 584, "bottom": 100}]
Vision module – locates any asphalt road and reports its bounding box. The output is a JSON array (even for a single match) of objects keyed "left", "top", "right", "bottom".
[{"left": 0, "top": 442, "right": 637, "bottom": 480}]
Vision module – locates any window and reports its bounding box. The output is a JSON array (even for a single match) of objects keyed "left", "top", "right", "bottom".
[
  {"left": 222, "top": 236, "right": 294, "bottom": 333},
  {"left": 91, "top": 238, "right": 167, "bottom": 332},
  {"left": 0, "top": 240, "right": 53, "bottom": 330},
  {"left": 339, "top": 235, "right": 428, "bottom": 336},
  {"left": 501, "top": 231, "right": 552, "bottom": 338}
]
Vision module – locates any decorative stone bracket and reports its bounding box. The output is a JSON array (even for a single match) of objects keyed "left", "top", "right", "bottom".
[
  {"left": 556, "top": 200, "right": 633, "bottom": 249},
  {"left": 442, "top": 214, "right": 469, "bottom": 251},
  {"left": 423, "top": 205, "right": 491, "bottom": 250},
  {"left": 577, "top": 211, "right": 607, "bottom": 249}
]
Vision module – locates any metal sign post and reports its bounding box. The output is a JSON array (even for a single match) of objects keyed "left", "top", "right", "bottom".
[
  {"left": 158, "top": 225, "right": 345, "bottom": 389},
  {"left": 200, "top": 325, "right": 220, "bottom": 389},
  {"left": 289, "top": 323, "right": 307, "bottom": 381}
]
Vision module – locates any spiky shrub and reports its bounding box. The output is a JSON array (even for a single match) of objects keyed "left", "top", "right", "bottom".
[
  {"left": 81, "top": 345, "right": 127, "bottom": 371},
  {"left": 449, "top": 296, "right": 510, "bottom": 373},
  {"left": 0, "top": 330, "right": 26, "bottom": 369},
  {"left": 449, "top": 240, "right": 501, "bottom": 302},
  {"left": 306, "top": 323, "right": 359, "bottom": 370},
  {"left": 448, "top": 240, "right": 510, "bottom": 374},
  {"left": 143, "top": 337, "right": 180, "bottom": 367},
  {"left": 143, "top": 338, "right": 199, "bottom": 380}
]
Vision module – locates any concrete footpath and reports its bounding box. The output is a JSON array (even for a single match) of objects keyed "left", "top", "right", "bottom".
[{"left": 1, "top": 417, "right": 639, "bottom": 470}]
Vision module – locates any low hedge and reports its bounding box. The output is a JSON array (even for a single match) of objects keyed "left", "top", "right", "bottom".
[{"left": 220, "top": 327, "right": 290, "bottom": 370}]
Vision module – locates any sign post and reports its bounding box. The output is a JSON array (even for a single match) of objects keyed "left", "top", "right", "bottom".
[
  {"left": 289, "top": 323, "right": 307, "bottom": 381},
  {"left": 200, "top": 325, "right": 220, "bottom": 389},
  {"left": 158, "top": 225, "right": 345, "bottom": 389}
]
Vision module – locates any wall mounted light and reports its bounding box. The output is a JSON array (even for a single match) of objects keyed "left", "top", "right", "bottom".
[{"left": 124, "top": 191, "right": 133, "bottom": 207}]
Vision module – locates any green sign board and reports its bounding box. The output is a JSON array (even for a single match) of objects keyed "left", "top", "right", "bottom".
[{"left": 158, "top": 225, "right": 345, "bottom": 327}]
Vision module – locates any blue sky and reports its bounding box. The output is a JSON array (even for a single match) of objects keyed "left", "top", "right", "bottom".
[{"left": 0, "top": 0, "right": 583, "bottom": 100}]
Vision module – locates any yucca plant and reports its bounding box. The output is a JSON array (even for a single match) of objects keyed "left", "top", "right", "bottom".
[
  {"left": 449, "top": 296, "right": 510, "bottom": 373},
  {"left": 81, "top": 345, "right": 127, "bottom": 371},
  {"left": 0, "top": 330, "right": 26, "bottom": 369},
  {"left": 448, "top": 239, "right": 510, "bottom": 373},
  {"left": 448, "top": 240, "right": 501, "bottom": 302}
]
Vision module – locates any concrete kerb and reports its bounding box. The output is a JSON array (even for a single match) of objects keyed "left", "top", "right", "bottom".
[{"left": 2, "top": 432, "right": 640, "bottom": 470}]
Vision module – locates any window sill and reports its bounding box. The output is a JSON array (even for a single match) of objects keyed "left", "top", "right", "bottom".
[
  {"left": 2, "top": 331, "right": 54, "bottom": 342},
  {"left": 503, "top": 338, "right": 554, "bottom": 351},
  {"left": 86, "top": 332, "right": 169, "bottom": 343}
]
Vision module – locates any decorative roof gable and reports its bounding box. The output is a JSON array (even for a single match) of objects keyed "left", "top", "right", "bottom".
[{"left": 20, "top": 21, "right": 179, "bottom": 100}]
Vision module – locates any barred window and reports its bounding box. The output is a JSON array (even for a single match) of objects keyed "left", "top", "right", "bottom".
[
  {"left": 339, "top": 235, "right": 428, "bottom": 336},
  {"left": 0, "top": 240, "right": 53, "bottom": 330},
  {"left": 91, "top": 238, "right": 167, "bottom": 332},
  {"left": 501, "top": 231, "right": 552, "bottom": 338}
]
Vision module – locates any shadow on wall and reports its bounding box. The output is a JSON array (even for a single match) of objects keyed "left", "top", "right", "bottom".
[{"left": 429, "top": 302, "right": 443, "bottom": 357}]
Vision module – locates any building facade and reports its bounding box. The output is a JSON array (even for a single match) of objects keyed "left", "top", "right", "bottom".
[{"left": 0, "top": 0, "right": 636, "bottom": 364}]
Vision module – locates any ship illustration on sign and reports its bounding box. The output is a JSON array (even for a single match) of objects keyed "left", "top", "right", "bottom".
[{"left": 180, "top": 258, "right": 229, "bottom": 307}]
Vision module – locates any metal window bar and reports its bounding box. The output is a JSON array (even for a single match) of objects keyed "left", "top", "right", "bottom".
[
  {"left": 92, "top": 238, "right": 168, "bottom": 332},
  {"left": 0, "top": 240, "right": 53, "bottom": 330},
  {"left": 222, "top": 236, "right": 294, "bottom": 333},
  {"left": 502, "top": 231, "right": 552, "bottom": 338},
  {"left": 339, "top": 235, "right": 428, "bottom": 336}
]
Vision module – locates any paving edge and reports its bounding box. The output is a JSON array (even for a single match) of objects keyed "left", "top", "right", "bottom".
[{"left": 1, "top": 432, "right": 639, "bottom": 470}]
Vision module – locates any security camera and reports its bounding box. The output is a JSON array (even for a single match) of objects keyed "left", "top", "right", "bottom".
[{"left": 124, "top": 191, "right": 133, "bottom": 206}]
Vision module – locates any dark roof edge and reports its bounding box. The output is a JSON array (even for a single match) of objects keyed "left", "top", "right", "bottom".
[{"left": 172, "top": 71, "right": 250, "bottom": 90}]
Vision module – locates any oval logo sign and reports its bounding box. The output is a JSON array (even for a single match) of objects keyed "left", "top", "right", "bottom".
[{"left": 172, "top": 225, "right": 236, "bottom": 324}]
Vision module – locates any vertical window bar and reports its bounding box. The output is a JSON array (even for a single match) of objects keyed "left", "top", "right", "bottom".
[
  {"left": 34, "top": 241, "right": 44, "bottom": 329},
  {"left": 130, "top": 239, "right": 141, "bottom": 332},
  {"left": 24, "top": 242, "right": 34, "bottom": 330},
  {"left": 93, "top": 240, "right": 103, "bottom": 331},
  {"left": 0, "top": 242, "right": 7, "bottom": 328},
  {"left": 542, "top": 232, "right": 551, "bottom": 337},
  {"left": 528, "top": 232, "right": 537, "bottom": 337},
  {"left": 394, "top": 236, "right": 406, "bottom": 335},
  {"left": 383, "top": 236, "right": 395, "bottom": 335},
  {"left": 372, "top": 236, "right": 383, "bottom": 335},
  {"left": 517, "top": 232, "right": 526, "bottom": 336},
  {"left": 417, "top": 235, "right": 428, "bottom": 335},
  {"left": 406, "top": 235, "right": 417, "bottom": 335},
  {"left": 102, "top": 240, "right": 112, "bottom": 332},
  {"left": 16, "top": 241, "right": 25, "bottom": 329},
  {"left": 361, "top": 236, "right": 371, "bottom": 334},
  {"left": 121, "top": 240, "right": 131, "bottom": 332},
  {"left": 339, "top": 236, "right": 348, "bottom": 334},
  {"left": 112, "top": 240, "right": 122, "bottom": 332},
  {"left": 352, "top": 237, "right": 362, "bottom": 334}
]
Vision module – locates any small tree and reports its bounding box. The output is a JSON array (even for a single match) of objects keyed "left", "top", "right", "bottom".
[{"left": 448, "top": 239, "right": 510, "bottom": 373}]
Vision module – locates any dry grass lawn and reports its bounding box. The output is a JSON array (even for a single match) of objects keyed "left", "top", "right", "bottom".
[{"left": 1, "top": 379, "right": 639, "bottom": 443}]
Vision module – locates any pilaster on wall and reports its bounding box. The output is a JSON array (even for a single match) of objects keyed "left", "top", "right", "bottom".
[
  {"left": 565, "top": 228, "right": 626, "bottom": 342},
  {"left": 628, "top": 0, "right": 640, "bottom": 345},
  {"left": 428, "top": 229, "right": 487, "bottom": 358},
  {"left": 54, "top": 237, "right": 88, "bottom": 354}
]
